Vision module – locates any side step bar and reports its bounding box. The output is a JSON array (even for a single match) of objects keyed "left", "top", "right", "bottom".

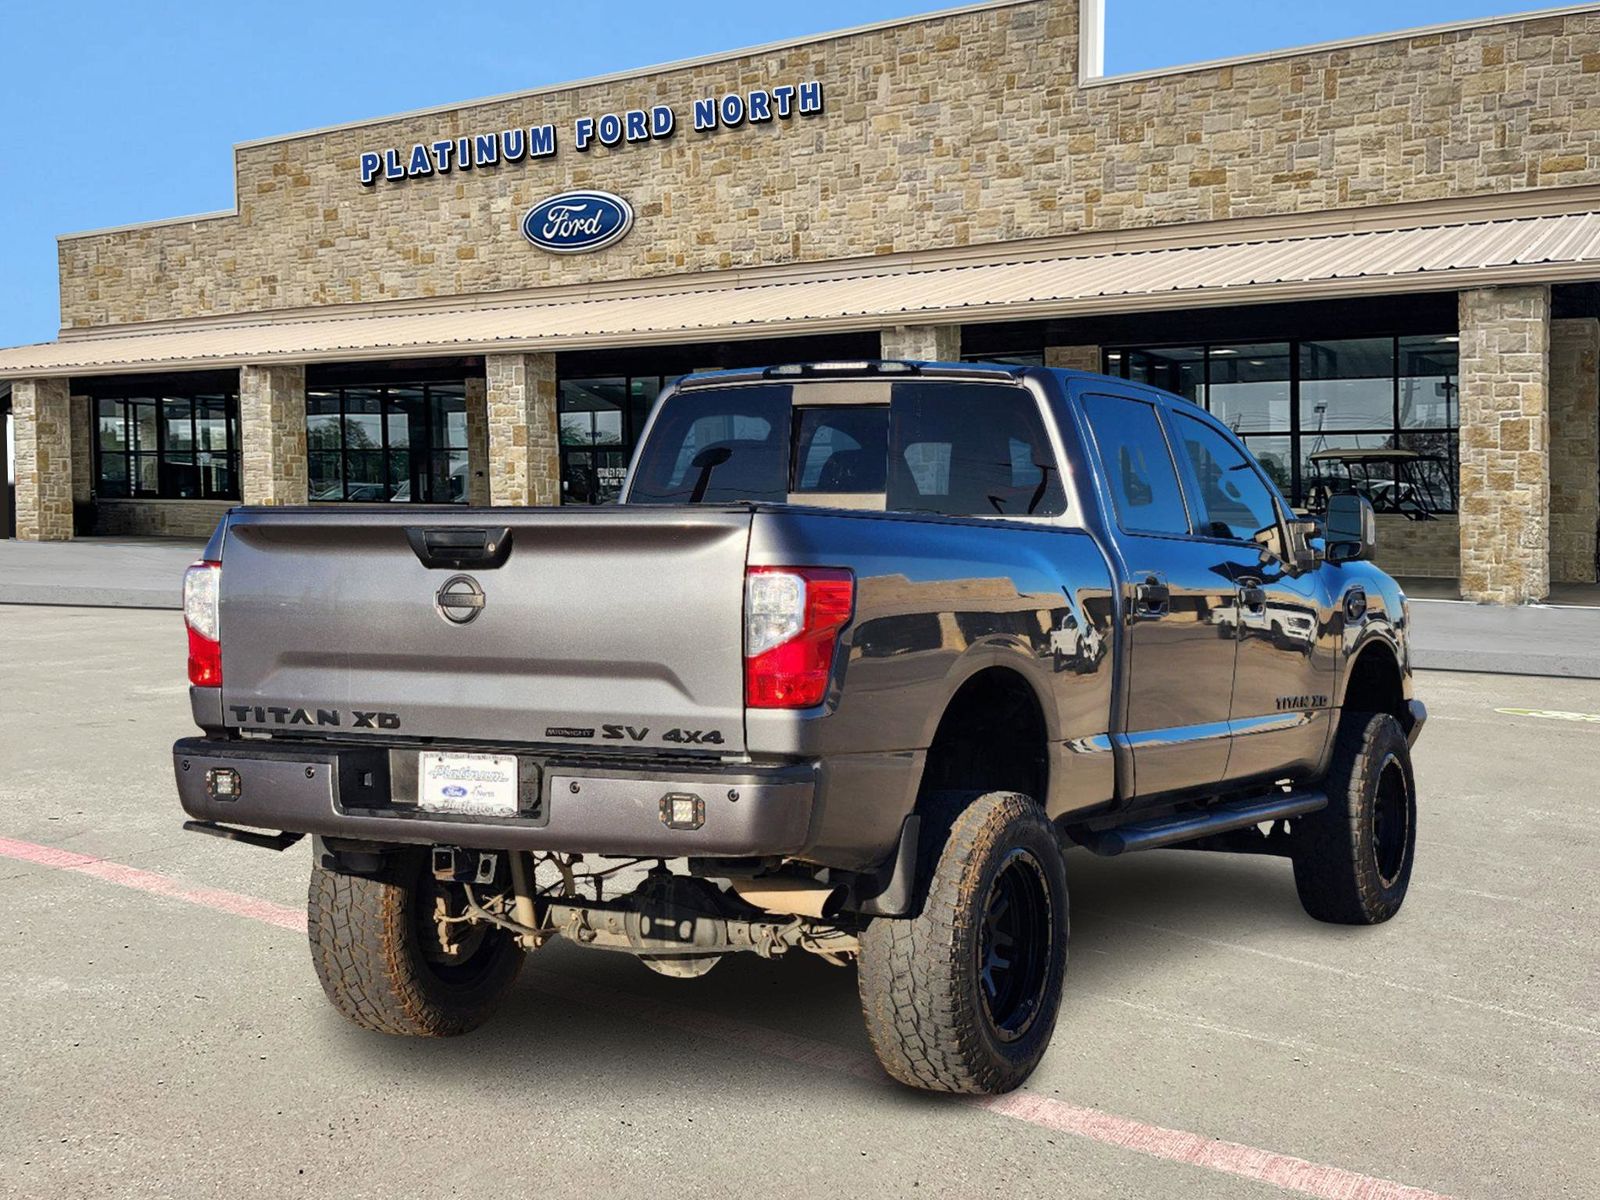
[{"left": 1077, "top": 790, "right": 1327, "bottom": 857}]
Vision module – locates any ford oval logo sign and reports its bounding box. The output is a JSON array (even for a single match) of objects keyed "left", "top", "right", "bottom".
[{"left": 521, "top": 190, "right": 634, "bottom": 255}]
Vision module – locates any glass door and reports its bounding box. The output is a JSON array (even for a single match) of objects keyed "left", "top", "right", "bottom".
[{"left": 558, "top": 374, "right": 666, "bottom": 504}]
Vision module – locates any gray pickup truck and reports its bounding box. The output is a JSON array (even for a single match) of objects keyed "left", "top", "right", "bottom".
[{"left": 174, "top": 361, "right": 1425, "bottom": 1095}]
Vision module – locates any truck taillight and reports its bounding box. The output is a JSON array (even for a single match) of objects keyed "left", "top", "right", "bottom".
[
  {"left": 744, "top": 567, "right": 854, "bottom": 709},
  {"left": 183, "top": 560, "right": 222, "bottom": 688}
]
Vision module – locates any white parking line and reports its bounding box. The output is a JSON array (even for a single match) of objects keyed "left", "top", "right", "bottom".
[
  {"left": 1082, "top": 908, "right": 1600, "bottom": 1041},
  {"left": 0, "top": 834, "right": 1457, "bottom": 1200}
]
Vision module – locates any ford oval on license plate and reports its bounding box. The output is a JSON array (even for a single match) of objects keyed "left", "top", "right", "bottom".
[{"left": 417, "top": 752, "right": 520, "bottom": 817}]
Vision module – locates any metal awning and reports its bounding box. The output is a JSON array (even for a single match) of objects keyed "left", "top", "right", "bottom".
[{"left": 5, "top": 209, "right": 1600, "bottom": 379}]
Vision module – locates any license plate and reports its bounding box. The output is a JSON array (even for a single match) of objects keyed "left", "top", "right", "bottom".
[{"left": 417, "top": 752, "right": 520, "bottom": 817}]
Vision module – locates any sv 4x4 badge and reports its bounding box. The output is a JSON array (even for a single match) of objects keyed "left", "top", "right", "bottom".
[
  {"left": 540, "top": 725, "right": 724, "bottom": 744},
  {"left": 605, "top": 724, "right": 724, "bottom": 744}
]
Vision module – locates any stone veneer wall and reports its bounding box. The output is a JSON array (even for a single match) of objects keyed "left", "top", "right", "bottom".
[
  {"left": 93, "top": 499, "right": 232, "bottom": 538},
  {"left": 239, "top": 364, "right": 308, "bottom": 506},
  {"left": 1550, "top": 317, "right": 1600, "bottom": 583},
  {"left": 485, "top": 353, "right": 560, "bottom": 506},
  {"left": 1458, "top": 286, "right": 1551, "bottom": 604},
  {"left": 59, "top": 3, "right": 1600, "bottom": 328},
  {"left": 12, "top": 378, "right": 73, "bottom": 540},
  {"left": 1373, "top": 515, "right": 1460, "bottom": 578}
]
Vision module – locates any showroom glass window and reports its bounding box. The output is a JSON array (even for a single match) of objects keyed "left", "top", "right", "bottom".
[
  {"left": 306, "top": 383, "right": 468, "bottom": 503},
  {"left": 96, "top": 388, "right": 240, "bottom": 500},
  {"left": 1105, "top": 335, "right": 1459, "bottom": 511},
  {"left": 558, "top": 375, "right": 671, "bottom": 504}
]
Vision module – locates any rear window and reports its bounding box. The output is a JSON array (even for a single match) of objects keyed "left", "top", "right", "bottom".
[
  {"left": 793, "top": 406, "right": 889, "bottom": 494},
  {"left": 628, "top": 380, "right": 1065, "bottom": 517}
]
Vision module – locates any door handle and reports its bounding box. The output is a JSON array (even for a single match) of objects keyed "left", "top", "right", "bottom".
[
  {"left": 1134, "top": 575, "right": 1170, "bottom": 619},
  {"left": 406, "top": 526, "right": 514, "bottom": 570}
]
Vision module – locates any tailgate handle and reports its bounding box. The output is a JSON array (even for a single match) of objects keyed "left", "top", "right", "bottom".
[{"left": 406, "top": 527, "right": 513, "bottom": 570}]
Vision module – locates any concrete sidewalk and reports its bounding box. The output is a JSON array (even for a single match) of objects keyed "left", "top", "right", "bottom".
[
  {"left": 1407, "top": 597, "right": 1600, "bottom": 677},
  {"left": 4, "top": 536, "right": 1600, "bottom": 677},
  {"left": 0, "top": 538, "right": 202, "bottom": 609}
]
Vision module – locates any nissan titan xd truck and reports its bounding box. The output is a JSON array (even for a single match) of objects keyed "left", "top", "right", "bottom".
[{"left": 174, "top": 361, "right": 1425, "bottom": 1095}]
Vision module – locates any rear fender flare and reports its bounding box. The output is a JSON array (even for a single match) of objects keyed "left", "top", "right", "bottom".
[{"left": 914, "top": 639, "right": 1063, "bottom": 754}]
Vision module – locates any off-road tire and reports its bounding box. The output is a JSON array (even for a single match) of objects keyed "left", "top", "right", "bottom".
[
  {"left": 308, "top": 850, "right": 524, "bottom": 1036},
  {"left": 857, "top": 791, "right": 1069, "bottom": 1095},
  {"left": 1292, "top": 712, "right": 1416, "bottom": 925}
]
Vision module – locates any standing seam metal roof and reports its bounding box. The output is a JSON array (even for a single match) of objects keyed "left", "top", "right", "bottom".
[{"left": 4, "top": 210, "right": 1600, "bottom": 378}]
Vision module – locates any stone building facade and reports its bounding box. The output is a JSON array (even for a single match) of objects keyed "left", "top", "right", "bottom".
[
  {"left": 53, "top": 2, "right": 1600, "bottom": 328},
  {"left": 3, "top": 0, "right": 1600, "bottom": 604}
]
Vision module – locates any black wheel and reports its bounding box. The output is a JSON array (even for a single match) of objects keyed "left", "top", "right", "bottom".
[
  {"left": 1292, "top": 712, "right": 1417, "bottom": 924},
  {"left": 308, "top": 849, "right": 525, "bottom": 1036},
  {"left": 857, "top": 791, "right": 1069, "bottom": 1094}
]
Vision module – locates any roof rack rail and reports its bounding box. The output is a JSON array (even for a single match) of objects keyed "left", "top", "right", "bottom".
[{"left": 677, "top": 360, "right": 1020, "bottom": 388}]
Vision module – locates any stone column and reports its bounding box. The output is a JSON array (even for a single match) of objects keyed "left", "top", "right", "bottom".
[
  {"left": 1045, "top": 345, "right": 1102, "bottom": 372},
  {"left": 1550, "top": 318, "right": 1599, "bottom": 584},
  {"left": 485, "top": 352, "right": 560, "bottom": 507},
  {"left": 882, "top": 325, "right": 961, "bottom": 362},
  {"left": 464, "top": 374, "right": 491, "bottom": 507},
  {"left": 1457, "top": 286, "right": 1551, "bottom": 604},
  {"left": 239, "top": 365, "right": 308, "bottom": 506},
  {"left": 12, "top": 377, "right": 74, "bottom": 541}
]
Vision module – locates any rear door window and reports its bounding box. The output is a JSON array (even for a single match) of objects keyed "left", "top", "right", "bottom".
[{"left": 1080, "top": 392, "right": 1191, "bottom": 536}]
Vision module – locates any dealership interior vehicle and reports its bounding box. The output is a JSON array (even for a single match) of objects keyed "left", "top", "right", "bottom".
[
  {"left": 1302, "top": 447, "right": 1457, "bottom": 521},
  {"left": 174, "top": 361, "right": 1424, "bottom": 1095}
]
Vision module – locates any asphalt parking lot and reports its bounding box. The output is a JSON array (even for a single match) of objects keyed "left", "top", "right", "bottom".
[{"left": 2, "top": 605, "right": 1596, "bottom": 1200}]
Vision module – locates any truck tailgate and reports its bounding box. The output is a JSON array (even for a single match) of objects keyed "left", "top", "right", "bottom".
[{"left": 217, "top": 507, "right": 752, "bottom": 753}]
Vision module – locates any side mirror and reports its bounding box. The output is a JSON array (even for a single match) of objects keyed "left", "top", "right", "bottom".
[{"left": 1324, "top": 493, "right": 1377, "bottom": 563}]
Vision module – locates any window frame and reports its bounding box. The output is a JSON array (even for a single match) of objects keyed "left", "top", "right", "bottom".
[
  {"left": 306, "top": 381, "right": 469, "bottom": 504},
  {"left": 1102, "top": 334, "right": 1460, "bottom": 513},
  {"left": 93, "top": 389, "right": 240, "bottom": 502}
]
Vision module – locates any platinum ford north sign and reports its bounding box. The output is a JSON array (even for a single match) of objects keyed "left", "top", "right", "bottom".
[
  {"left": 358, "top": 81, "right": 823, "bottom": 186},
  {"left": 522, "top": 191, "right": 634, "bottom": 254}
]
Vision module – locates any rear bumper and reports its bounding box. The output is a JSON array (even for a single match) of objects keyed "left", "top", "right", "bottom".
[{"left": 173, "top": 737, "right": 816, "bottom": 858}]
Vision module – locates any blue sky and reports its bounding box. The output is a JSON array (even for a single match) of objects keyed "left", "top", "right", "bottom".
[{"left": 0, "top": 0, "right": 1551, "bottom": 347}]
